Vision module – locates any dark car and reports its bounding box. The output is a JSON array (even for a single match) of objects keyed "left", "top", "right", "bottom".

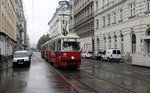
[{"left": 90, "top": 51, "right": 106, "bottom": 60}]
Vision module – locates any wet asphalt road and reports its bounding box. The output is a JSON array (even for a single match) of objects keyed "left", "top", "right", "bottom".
[{"left": 0, "top": 52, "right": 150, "bottom": 93}]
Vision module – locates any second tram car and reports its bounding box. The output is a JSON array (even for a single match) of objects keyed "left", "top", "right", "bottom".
[{"left": 41, "top": 34, "right": 81, "bottom": 68}]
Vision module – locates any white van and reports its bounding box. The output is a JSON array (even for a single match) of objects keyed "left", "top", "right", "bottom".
[
  {"left": 102, "top": 49, "right": 122, "bottom": 62},
  {"left": 13, "top": 50, "right": 31, "bottom": 67}
]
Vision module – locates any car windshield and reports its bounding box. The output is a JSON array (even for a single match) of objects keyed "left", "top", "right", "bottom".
[
  {"left": 98, "top": 52, "right": 105, "bottom": 54},
  {"left": 14, "top": 52, "right": 28, "bottom": 58},
  {"left": 63, "top": 42, "right": 80, "bottom": 51}
]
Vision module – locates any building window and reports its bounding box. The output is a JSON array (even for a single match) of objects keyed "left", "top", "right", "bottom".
[
  {"left": 147, "top": 0, "right": 150, "bottom": 11},
  {"left": 97, "top": 38, "right": 100, "bottom": 51},
  {"left": 104, "top": 37, "right": 106, "bottom": 50},
  {"left": 107, "top": 14, "right": 110, "bottom": 25},
  {"left": 103, "top": 0, "right": 105, "bottom": 7},
  {"left": 103, "top": 16, "right": 105, "bottom": 27},
  {"left": 63, "top": 20, "right": 65, "bottom": 24},
  {"left": 96, "top": 1, "right": 98, "bottom": 10},
  {"left": 129, "top": 3, "right": 136, "bottom": 17},
  {"left": 96, "top": 19, "right": 99, "bottom": 29},
  {"left": 114, "top": 35, "right": 117, "bottom": 42},
  {"left": 112, "top": 12, "right": 116, "bottom": 24},
  {"left": 121, "top": 33, "right": 124, "bottom": 41},
  {"left": 147, "top": 28, "right": 150, "bottom": 35},
  {"left": 109, "top": 36, "right": 111, "bottom": 43},
  {"left": 120, "top": 34, "right": 124, "bottom": 54},
  {"left": 131, "top": 34, "right": 136, "bottom": 53},
  {"left": 118, "top": 9, "right": 123, "bottom": 21},
  {"left": 109, "top": 36, "right": 111, "bottom": 48},
  {"left": 114, "top": 35, "right": 117, "bottom": 48}
]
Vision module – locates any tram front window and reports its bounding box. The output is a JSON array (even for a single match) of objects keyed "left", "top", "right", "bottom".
[{"left": 63, "top": 42, "right": 80, "bottom": 51}]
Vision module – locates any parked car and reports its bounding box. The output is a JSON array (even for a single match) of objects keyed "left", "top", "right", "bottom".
[
  {"left": 81, "top": 51, "right": 93, "bottom": 58},
  {"left": 101, "top": 49, "right": 122, "bottom": 62},
  {"left": 13, "top": 50, "right": 31, "bottom": 67},
  {"left": 28, "top": 51, "right": 33, "bottom": 59},
  {"left": 90, "top": 51, "right": 106, "bottom": 60}
]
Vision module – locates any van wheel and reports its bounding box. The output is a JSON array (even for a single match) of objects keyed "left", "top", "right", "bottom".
[
  {"left": 117, "top": 60, "right": 120, "bottom": 63},
  {"left": 107, "top": 58, "right": 110, "bottom": 62}
]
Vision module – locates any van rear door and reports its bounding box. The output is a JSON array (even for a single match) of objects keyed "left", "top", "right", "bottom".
[{"left": 112, "top": 50, "right": 121, "bottom": 59}]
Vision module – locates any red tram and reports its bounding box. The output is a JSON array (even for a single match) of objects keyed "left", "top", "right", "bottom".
[{"left": 41, "top": 34, "right": 81, "bottom": 68}]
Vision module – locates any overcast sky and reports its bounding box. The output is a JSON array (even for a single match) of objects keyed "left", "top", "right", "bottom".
[{"left": 23, "top": 0, "right": 60, "bottom": 44}]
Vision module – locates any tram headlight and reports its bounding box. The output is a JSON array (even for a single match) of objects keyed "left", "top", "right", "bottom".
[{"left": 71, "top": 56, "right": 74, "bottom": 60}]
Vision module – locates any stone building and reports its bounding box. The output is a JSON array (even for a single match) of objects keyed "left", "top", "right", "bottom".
[
  {"left": 16, "top": 0, "right": 27, "bottom": 51},
  {"left": 0, "top": 0, "right": 16, "bottom": 68},
  {"left": 0, "top": 0, "right": 16, "bottom": 57},
  {"left": 94, "top": 0, "right": 150, "bottom": 61},
  {"left": 48, "top": 1, "right": 70, "bottom": 38},
  {"left": 69, "top": 0, "right": 94, "bottom": 52}
]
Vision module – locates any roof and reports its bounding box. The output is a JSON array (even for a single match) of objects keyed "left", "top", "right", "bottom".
[
  {"left": 52, "top": 34, "right": 80, "bottom": 41},
  {"left": 41, "top": 33, "right": 80, "bottom": 46}
]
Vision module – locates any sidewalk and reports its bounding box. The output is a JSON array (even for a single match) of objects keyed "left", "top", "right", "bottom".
[{"left": 0, "top": 55, "right": 13, "bottom": 69}]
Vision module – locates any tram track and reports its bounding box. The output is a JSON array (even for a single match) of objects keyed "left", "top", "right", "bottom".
[
  {"left": 87, "top": 66, "right": 150, "bottom": 83},
  {"left": 62, "top": 69, "right": 135, "bottom": 93},
  {"left": 52, "top": 66, "right": 99, "bottom": 93},
  {"left": 44, "top": 58, "right": 150, "bottom": 93},
  {"left": 83, "top": 59, "right": 150, "bottom": 76},
  {"left": 81, "top": 60, "right": 150, "bottom": 83},
  {"left": 46, "top": 60, "right": 134, "bottom": 93}
]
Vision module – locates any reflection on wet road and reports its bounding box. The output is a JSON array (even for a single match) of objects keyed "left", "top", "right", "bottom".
[
  {"left": 0, "top": 52, "right": 150, "bottom": 93},
  {"left": 0, "top": 52, "right": 77, "bottom": 93}
]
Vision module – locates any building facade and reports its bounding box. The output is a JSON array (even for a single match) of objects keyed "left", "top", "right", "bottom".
[
  {"left": 94, "top": 0, "right": 150, "bottom": 60},
  {"left": 16, "top": 0, "right": 27, "bottom": 51},
  {"left": 48, "top": 1, "right": 70, "bottom": 39},
  {"left": 69, "top": 0, "right": 94, "bottom": 52},
  {"left": 0, "top": 0, "right": 16, "bottom": 57}
]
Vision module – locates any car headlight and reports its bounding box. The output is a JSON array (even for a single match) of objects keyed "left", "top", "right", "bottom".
[
  {"left": 24, "top": 58, "right": 29, "bottom": 61},
  {"left": 13, "top": 59, "right": 17, "bottom": 62}
]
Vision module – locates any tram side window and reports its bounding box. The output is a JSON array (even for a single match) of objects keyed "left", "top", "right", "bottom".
[
  {"left": 57, "top": 40, "right": 61, "bottom": 51},
  {"left": 51, "top": 42, "right": 55, "bottom": 51}
]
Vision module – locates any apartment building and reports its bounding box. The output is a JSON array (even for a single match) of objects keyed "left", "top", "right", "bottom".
[
  {"left": 0, "top": 0, "right": 16, "bottom": 57},
  {"left": 48, "top": 1, "right": 70, "bottom": 39},
  {"left": 94, "top": 0, "right": 150, "bottom": 61},
  {"left": 16, "top": 0, "right": 27, "bottom": 51},
  {"left": 70, "top": 0, "right": 94, "bottom": 52}
]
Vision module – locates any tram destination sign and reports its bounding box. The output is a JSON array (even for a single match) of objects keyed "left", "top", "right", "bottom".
[{"left": 67, "top": 38, "right": 76, "bottom": 41}]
